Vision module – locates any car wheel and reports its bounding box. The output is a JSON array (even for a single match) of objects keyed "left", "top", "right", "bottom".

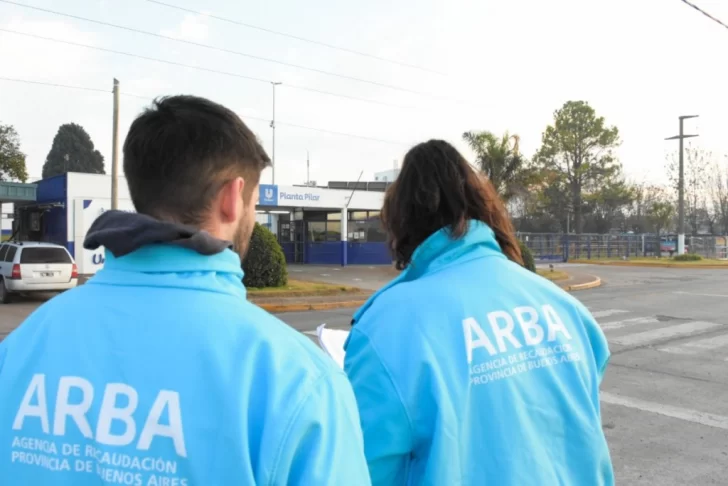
[{"left": 0, "top": 278, "right": 10, "bottom": 304}]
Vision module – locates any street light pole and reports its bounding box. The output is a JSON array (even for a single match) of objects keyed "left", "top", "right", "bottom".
[
  {"left": 270, "top": 81, "right": 282, "bottom": 185},
  {"left": 666, "top": 115, "right": 699, "bottom": 255}
]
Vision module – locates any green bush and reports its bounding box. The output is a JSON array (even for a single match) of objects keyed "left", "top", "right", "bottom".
[
  {"left": 242, "top": 223, "right": 288, "bottom": 288},
  {"left": 673, "top": 253, "right": 702, "bottom": 262},
  {"left": 519, "top": 240, "right": 536, "bottom": 272}
]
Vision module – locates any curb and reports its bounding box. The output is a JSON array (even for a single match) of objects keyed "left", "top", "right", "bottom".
[
  {"left": 570, "top": 260, "right": 728, "bottom": 269},
  {"left": 257, "top": 300, "right": 368, "bottom": 313},
  {"left": 560, "top": 276, "right": 601, "bottom": 292}
]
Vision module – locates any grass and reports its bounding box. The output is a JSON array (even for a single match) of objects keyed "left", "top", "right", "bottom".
[
  {"left": 570, "top": 257, "right": 728, "bottom": 266},
  {"left": 247, "top": 279, "right": 361, "bottom": 297},
  {"left": 537, "top": 269, "right": 569, "bottom": 281}
]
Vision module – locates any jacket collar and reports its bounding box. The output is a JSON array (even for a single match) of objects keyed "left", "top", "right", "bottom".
[
  {"left": 101, "top": 244, "right": 244, "bottom": 277},
  {"left": 89, "top": 245, "right": 246, "bottom": 298},
  {"left": 350, "top": 220, "right": 505, "bottom": 325}
]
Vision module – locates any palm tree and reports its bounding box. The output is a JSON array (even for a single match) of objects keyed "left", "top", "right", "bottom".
[{"left": 462, "top": 130, "right": 528, "bottom": 201}]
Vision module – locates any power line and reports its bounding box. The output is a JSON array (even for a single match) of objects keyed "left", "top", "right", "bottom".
[
  {"left": 679, "top": 0, "right": 728, "bottom": 31},
  {"left": 0, "top": 0, "right": 450, "bottom": 101},
  {"left": 0, "top": 76, "right": 150, "bottom": 99},
  {"left": 0, "top": 76, "right": 109, "bottom": 95},
  {"left": 0, "top": 28, "right": 413, "bottom": 110},
  {"left": 0, "top": 76, "right": 410, "bottom": 146},
  {"left": 144, "top": 0, "right": 444, "bottom": 75}
]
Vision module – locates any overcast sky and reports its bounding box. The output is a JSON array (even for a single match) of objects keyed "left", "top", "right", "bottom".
[{"left": 1, "top": 0, "right": 726, "bottom": 187}]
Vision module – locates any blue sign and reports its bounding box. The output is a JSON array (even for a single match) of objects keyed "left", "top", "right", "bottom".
[{"left": 259, "top": 184, "right": 278, "bottom": 206}]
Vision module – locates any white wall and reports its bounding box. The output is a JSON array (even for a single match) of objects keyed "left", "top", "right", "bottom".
[{"left": 1, "top": 202, "right": 13, "bottom": 238}]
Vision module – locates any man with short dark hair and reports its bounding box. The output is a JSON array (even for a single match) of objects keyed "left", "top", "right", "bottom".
[{"left": 0, "top": 95, "right": 370, "bottom": 485}]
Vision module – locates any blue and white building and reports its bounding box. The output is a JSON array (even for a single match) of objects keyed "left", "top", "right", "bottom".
[{"left": 10, "top": 173, "right": 392, "bottom": 275}]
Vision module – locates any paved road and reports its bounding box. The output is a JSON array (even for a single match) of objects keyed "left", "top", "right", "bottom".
[
  {"left": 281, "top": 264, "right": 728, "bottom": 485},
  {"left": 2, "top": 265, "right": 728, "bottom": 484}
]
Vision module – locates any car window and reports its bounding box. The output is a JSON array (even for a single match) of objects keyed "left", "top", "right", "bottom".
[
  {"left": 19, "top": 247, "right": 72, "bottom": 264},
  {"left": 5, "top": 246, "right": 17, "bottom": 263},
  {"left": 0, "top": 245, "right": 8, "bottom": 262}
]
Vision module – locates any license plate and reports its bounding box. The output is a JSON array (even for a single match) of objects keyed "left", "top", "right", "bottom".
[{"left": 41, "top": 272, "right": 54, "bottom": 277}]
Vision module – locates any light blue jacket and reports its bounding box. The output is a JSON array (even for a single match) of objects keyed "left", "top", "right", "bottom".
[
  {"left": 0, "top": 243, "right": 370, "bottom": 485},
  {"left": 344, "top": 221, "right": 613, "bottom": 486}
]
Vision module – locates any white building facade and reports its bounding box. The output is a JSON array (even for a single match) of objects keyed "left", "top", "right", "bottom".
[{"left": 20, "top": 173, "right": 389, "bottom": 275}]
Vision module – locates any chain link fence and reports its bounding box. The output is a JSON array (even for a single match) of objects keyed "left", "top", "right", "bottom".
[{"left": 518, "top": 233, "right": 728, "bottom": 262}]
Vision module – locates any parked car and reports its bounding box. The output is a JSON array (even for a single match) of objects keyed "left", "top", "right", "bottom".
[{"left": 0, "top": 241, "right": 78, "bottom": 304}]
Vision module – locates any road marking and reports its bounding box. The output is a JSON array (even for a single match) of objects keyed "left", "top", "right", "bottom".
[
  {"left": 611, "top": 321, "right": 722, "bottom": 347},
  {"left": 601, "top": 392, "right": 728, "bottom": 430},
  {"left": 658, "top": 333, "right": 728, "bottom": 356},
  {"left": 591, "top": 309, "right": 628, "bottom": 319},
  {"left": 303, "top": 330, "right": 317, "bottom": 336},
  {"left": 673, "top": 291, "right": 728, "bottom": 298},
  {"left": 600, "top": 316, "right": 659, "bottom": 331}
]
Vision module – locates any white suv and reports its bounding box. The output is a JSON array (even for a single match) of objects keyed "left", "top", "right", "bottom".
[{"left": 0, "top": 241, "right": 78, "bottom": 304}]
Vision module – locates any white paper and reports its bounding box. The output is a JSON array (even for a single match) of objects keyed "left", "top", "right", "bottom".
[{"left": 316, "top": 323, "right": 350, "bottom": 369}]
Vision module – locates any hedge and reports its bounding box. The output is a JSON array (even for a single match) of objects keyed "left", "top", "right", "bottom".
[
  {"left": 673, "top": 253, "right": 702, "bottom": 262},
  {"left": 519, "top": 240, "right": 536, "bottom": 272},
  {"left": 242, "top": 223, "right": 288, "bottom": 288}
]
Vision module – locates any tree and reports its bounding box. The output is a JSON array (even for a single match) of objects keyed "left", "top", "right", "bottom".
[
  {"left": 648, "top": 201, "right": 675, "bottom": 256},
  {"left": 584, "top": 173, "right": 635, "bottom": 234},
  {"left": 0, "top": 123, "right": 29, "bottom": 182},
  {"left": 534, "top": 101, "right": 621, "bottom": 233},
  {"left": 710, "top": 158, "right": 728, "bottom": 235},
  {"left": 462, "top": 130, "right": 532, "bottom": 201},
  {"left": 626, "top": 184, "right": 668, "bottom": 233},
  {"left": 42, "top": 123, "right": 105, "bottom": 179},
  {"left": 242, "top": 223, "right": 288, "bottom": 288},
  {"left": 666, "top": 144, "right": 711, "bottom": 235}
]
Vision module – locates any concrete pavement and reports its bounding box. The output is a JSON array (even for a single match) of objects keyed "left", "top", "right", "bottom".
[{"left": 281, "top": 264, "right": 728, "bottom": 485}]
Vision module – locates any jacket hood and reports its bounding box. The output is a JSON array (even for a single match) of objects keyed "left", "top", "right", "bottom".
[{"left": 83, "top": 210, "right": 232, "bottom": 258}]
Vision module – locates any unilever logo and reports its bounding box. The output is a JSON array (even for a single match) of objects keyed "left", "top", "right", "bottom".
[
  {"left": 259, "top": 184, "right": 278, "bottom": 206},
  {"left": 92, "top": 252, "right": 105, "bottom": 265}
]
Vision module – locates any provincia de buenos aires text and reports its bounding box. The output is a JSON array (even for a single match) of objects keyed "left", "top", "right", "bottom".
[
  {"left": 10, "top": 375, "right": 190, "bottom": 486},
  {"left": 464, "top": 303, "right": 583, "bottom": 385}
]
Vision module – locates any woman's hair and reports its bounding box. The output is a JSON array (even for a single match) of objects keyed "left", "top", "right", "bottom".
[{"left": 381, "top": 139, "right": 523, "bottom": 270}]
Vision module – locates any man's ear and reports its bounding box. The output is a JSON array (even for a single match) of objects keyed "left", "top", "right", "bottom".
[{"left": 220, "top": 177, "right": 245, "bottom": 224}]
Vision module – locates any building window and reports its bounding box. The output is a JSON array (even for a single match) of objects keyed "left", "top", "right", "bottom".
[
  {"left": 326, "top": 221, "right": 341, "bottom": 241},
  {"left": 308, "top": 222, "right": 327, "bottom": 242}
]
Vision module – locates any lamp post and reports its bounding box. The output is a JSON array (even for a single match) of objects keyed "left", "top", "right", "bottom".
[{"left": 666, "top": 115, "right": 699, "bottom": 255}]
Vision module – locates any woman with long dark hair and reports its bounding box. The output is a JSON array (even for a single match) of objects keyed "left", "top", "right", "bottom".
[{"left": 344, "top": 140, "right": 613, "bottom": 485}]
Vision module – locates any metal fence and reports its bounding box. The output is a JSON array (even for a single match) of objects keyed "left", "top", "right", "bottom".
[{"left": 518, "top": 233, "right": 728, "bottom": 262}]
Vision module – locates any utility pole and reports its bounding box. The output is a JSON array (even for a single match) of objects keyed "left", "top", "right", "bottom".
[
  {"left": 666, "top": 115, "right": 699, "bottom": 255},
  {"left": 306, "top": 150, "right": 310, "bottom": 186},
  {"left": 111, "top": 78, "right": 120, "bottom": 210},
  {"left": 270, "top": 81, "right": 282, "bottom": 185}
]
